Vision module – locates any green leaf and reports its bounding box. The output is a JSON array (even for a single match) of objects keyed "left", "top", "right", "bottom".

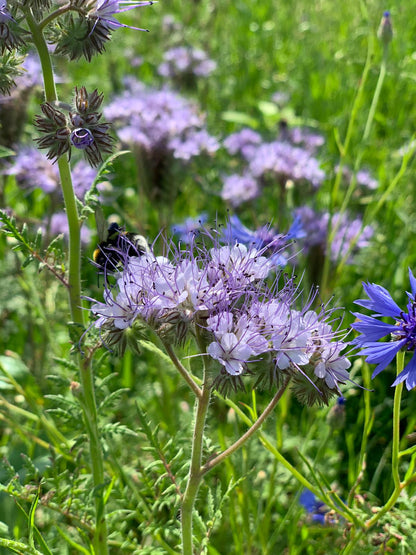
[{"left": 221, "top": 110, "right": 258, "bottom": 127}]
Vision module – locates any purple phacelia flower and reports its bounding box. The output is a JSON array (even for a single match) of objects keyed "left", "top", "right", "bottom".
[
  {"left": 91, "top": 0, "right": 154, "bottom": 32},
  {"left": 294, "top": 207, "right": 373, "bottom": 264},
  {"left": 104, "top": 79, "right": 218, "bottom": 161},
  {"left": 3, "top": 146, "right": 97, "bottom": 199},
  {"left": 158, "top": 46, "right": 217, "bottom": 80},
  {"left": 247, "top": 141, "right": 325, "bottom": 188},
  {"left": 352, "top": 269, "right": 416, "bottom": 390},
  {"left": 221, "top": 173, "right": 260, "bottom": 207},
  {"left": 288, "top": 127, "right": 325, "bottom": 153},
  {"left": 49, "top": 212, "right": 92, "bottom": 244},
  {"left": 89, "top": 221, "right": 350, "bottom": 400},
  {"left": 223, "top": 128, "right": 262, "bottom": 159}
]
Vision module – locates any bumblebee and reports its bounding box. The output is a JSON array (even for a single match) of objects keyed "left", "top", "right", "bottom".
[{"left": 93, "top": 221, "right": 149, "bottom": 272}]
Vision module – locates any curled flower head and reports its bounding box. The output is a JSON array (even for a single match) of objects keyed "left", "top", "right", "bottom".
[
  {"left": 35, "top": 87, "right": 112, "bottom": 166},
  {"left": 89, "top": 221, "right": 351, "bottom": 402},
  {"left": 352, "top": 269, "right": 416, "bottom": 390}
]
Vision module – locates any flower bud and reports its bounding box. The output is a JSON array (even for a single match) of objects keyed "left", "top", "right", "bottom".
[{"left": 377, "top": 11, "right": 393, "bottom": 47}]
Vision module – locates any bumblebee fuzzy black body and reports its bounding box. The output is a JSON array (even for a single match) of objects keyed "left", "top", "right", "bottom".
[{"left": 93, "top": 222, "right": 149, "bottom": 272}]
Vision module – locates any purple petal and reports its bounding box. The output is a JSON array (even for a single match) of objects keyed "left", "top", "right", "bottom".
[{"left": 392, "top": 351, "right": 416, "bottom": 390}]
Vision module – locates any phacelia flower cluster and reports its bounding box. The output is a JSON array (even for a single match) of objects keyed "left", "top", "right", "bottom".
[
  {"left": 104, "top": 78, "right": 219, "bottom": 161},
  {"left": 3, "top": 146, "right": 97, "bottom": 198},
  {"left": 352, "top": 269, "right": 416, "bottom": 390},
  {"left": 90, "top": 223, "right": 350, "bottom": 403},
  {"left": 221, "top": 127, "right": 325, "bottom": 208}
]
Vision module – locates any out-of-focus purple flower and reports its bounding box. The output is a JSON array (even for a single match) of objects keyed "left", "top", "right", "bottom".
[
  {"left": 352, "top": 269, "right": 416, "bottom": 390},
  {"left": 3, "top": 146, "right": 97, "bottom": 199},
  {"left": 158, "top": 46, "right": 216, "bottom": 79},
  {"left": 13, "top": 52, "right": 44, "bottom": 90},
  {"left": 171, "top": 214, "right": 207, "bottom": 243},
  {"left": 104, "top": 79, "right": 218, "bottom": 161},
  {"left": 271, "top": 91, "right": 290, "bottom": 106},
  {"left": 169, "top": 130, "right": 219, "bottom": 160},
  {"left": 221, "top": 173, "right": 260, "bottom": 207},
  {"left": 336, "top": 165, "right": 378, "bottom": 191},
  {"left": 4, "top": 147, "right": 60, "bottom": 194},
  {"left": 223, "top": 128, "right": 262, "bottom": 159},
  {"left": 356, "top": 169, "right": 378, "bottom": 190},
  {"left": 331, "top": 213, "right": 373, "bottom": 263},
  {"left": 294, "top": 207, "right": 373, "bottom": 264},
  {"left": 288, "top": 127, "right": 325, "bottom": 153},
  {"left": 247, "top": 141, "right": 325, "bottom": 188},
  {"left": 49, "top": 212, "right": 92, "bottom": 244}
]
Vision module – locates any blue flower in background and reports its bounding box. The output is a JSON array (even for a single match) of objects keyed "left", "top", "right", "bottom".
[
  {"left": 224, "top": 214, "right": 304, "bottom": 267},
  {"left": 299, "top": 489, "right": 327, "bottom": 524},
  {"left": 171, "top": 214, "right": 207, "bottom": 243},
  {"left": 351, "top": 269, "right": 416, "bottom": 390}
]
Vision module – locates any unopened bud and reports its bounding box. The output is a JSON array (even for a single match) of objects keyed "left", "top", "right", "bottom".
[{"left": 377, "top": 11, "right": 393, "bottom": 47}]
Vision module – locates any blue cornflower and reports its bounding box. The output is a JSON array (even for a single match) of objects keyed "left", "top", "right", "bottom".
[
  {"left": 299, "top": 489, "right": 327, "bottom": 524},
  {"left": 223, "top": 214, "right": 303, "bottom": 266},
  {"left": 351, "top": 269, "right": 416, "bottom": 390}
]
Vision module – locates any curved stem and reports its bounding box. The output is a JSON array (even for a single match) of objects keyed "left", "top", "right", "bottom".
[
  {"left": 201, "top": 376, "right": 291, "bottom": 475},
  {"left": 162, "top": 341, "right": 202, "bottom": 398}
]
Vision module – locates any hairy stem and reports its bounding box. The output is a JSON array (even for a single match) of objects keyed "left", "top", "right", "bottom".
[{"left": 26, "top": 12, "right": 108, "bottom": 553}]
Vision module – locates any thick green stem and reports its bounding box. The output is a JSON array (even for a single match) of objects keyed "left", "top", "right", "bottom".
[
  {"left": 24, "top": 9, "right": 84, "bottom": 325},
  {"left": 181, "top": 382, "right": 211, "bottom": 555},
  {"left": 79, "top": 356, "right": 109, "bottom": 555},
  {"left": 26, "top": 12, "right": 108, "bottom": 553}
]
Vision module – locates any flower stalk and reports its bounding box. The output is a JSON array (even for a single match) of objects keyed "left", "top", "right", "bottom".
[{"left": 26, "top": 11, "right": 108, "bottom": 553}]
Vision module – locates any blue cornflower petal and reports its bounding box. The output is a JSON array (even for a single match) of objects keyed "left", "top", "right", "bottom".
[
  {"left": 392, "top": 350, "right": 416, "bottom": 390},
  {"left": 354, "top": 282, "right": 402, "bottom": 318},
  {"left": 351, "top": 313, "right": 398, "bottom": 345},
  {"left": 407, "top": 268, "right": 416, "bottom": 300},
  {"left": 357, "top": 340, "right": 406, "bottom": 378}
]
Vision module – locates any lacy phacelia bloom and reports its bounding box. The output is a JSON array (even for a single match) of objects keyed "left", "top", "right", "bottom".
[
  {"left": 352, "top": 269, "right": 416, "bottom": 390},
  {"left": 221, "top": 173, "right": 260, "bottom": 207},
  {"left": 90, "top": 223, "right": 350, "bottom": 401}
]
